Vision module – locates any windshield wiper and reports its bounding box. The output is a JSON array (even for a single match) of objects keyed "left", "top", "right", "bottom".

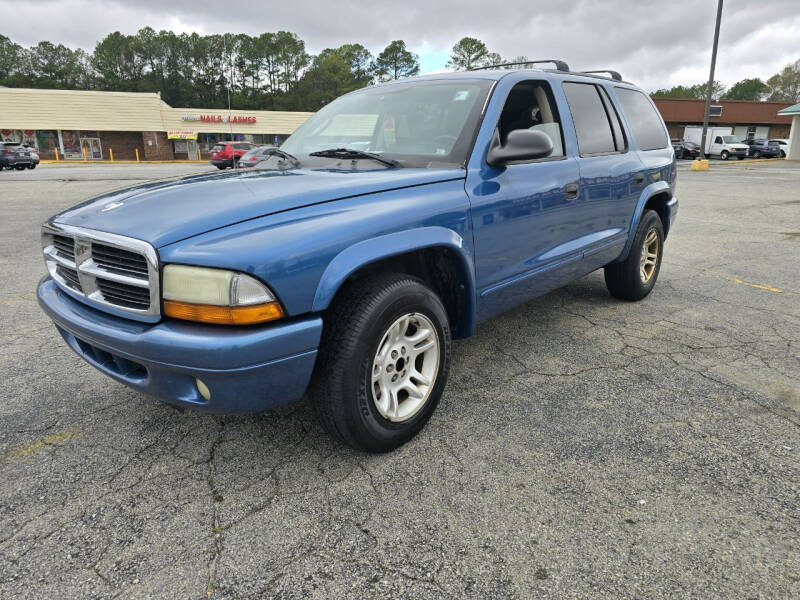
[{"left": 308, "top": 148, "right": 400, "bottom": 168}]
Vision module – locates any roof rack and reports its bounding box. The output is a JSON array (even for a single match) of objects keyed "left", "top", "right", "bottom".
[
  {"left": 579, "top": 70, "right": 622, "bottom": 81},
  {"left": 470, "top": 59, "right": 570, "bottom": 72}
]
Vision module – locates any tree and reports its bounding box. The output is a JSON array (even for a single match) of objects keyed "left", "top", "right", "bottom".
[
  {"left": 373, "top": 40, "right": 419, "bottom": 81},
  {"left": 722, "top": 78, "right": 770, "bottom": 101},
  {"left": 447, "top": 37, "right": 488, "bottom": 71},
  {"left": 651, "top": 80, "right": 725, "bottom": 99},
  {"left": 766, "top": 59, "right": 800, "bottom": 102},
  {"left": 0, "top": 34, "right": 23, "bottom": 79}
]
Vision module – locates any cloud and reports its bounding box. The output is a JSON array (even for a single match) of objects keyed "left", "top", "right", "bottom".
[{"left": 2, "top": 0, "right": 798, "bottom": 90}]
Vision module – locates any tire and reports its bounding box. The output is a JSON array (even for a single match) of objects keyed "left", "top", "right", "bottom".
[
  {"left": 737, "top": 155, "right": 745, "bottom": 160},
  {"left": 27, "top": 164, "right": 36, "bottom": 169},
  {"left": 216, "top": 165, "right": 226, "bottom": 170},
  {"left": 15, "top": 164, "right": 25, "bottom": 170},
  {"left": 604, "top": 210, "right": 664, "bottom": 302},
  {"left": 752, "top": 151, "right": 760, "bottom": 158},
  {"left": 720, "top": 150, "right": 729, "bottom": 160},
  {"left": 310, "top": 273, "right": 452, "bottom": 452},
  {"left": 780, "top": 150, "right": 786, "bottom": 158}
]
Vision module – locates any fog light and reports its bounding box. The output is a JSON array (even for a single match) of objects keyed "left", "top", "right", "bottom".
[{"left": 196, "top": 378, "right": 211, "bottom": 401}]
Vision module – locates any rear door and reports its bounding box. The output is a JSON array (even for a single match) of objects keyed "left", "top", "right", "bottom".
[{"left": 561, "top": 81, "right": 643, "bottom": 269}]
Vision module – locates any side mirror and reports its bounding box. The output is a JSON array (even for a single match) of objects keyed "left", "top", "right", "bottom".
[{"left": 486, "top": 129, "right": 554, "bottom": 166}]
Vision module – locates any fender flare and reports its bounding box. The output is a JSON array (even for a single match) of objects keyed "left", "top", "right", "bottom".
[
  {"left": 618, "top": 181, "right": 672, "bottom": 261},
  {"left": 312, "top": 226, "right": 477, "bottom": 337}
]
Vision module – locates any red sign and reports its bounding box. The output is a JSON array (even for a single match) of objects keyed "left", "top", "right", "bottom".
[{"left": 199, "top": 115, "right": 257, "bottom": 124}]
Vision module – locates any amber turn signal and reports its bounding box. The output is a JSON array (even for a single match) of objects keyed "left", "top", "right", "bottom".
[{"left": 163, "top": 300, "right": 285, "bottom": 325}]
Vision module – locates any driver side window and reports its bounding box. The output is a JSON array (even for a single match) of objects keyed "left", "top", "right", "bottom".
[
  {"left": 714, "top": 136, "right": 722, "bottom": 144},
  {"left": 497, "top": 81, "right": 565, "bottom": 159}
]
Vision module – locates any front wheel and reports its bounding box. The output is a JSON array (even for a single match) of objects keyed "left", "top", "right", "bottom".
[
  {"left": 310, "top": 273, "right": 452, "bottom": 452},
  {"left": 737, "top": 155, "right": 745, "bottom": 160},
  {"left": 720, "top": 150, "right": 729, "bottom": 160},
  {"left": 27, "top": 164, "right": 36, "bottom": 169},
  {"left": 752, "top": 150, "right": 761, "bottom": 158},
  {"left": 604, "top": 210, "right": 664, "bottom": 301}
]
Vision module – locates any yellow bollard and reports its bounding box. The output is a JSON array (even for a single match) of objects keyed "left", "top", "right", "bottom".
[
  {"left": 109, "top": 148, "right": 114, "bottom": 163},
  {"left": 135, "top": 148, "right": 140, "bottom": 163},
  {"left": 82, "top": 146, "right": 87, "bottom": 162},
  {"left": 54, "top": 148, "right": 59, "bottom": 162},
  {"left": 690, "top": 159, "right": 709, "bottom": 171}
]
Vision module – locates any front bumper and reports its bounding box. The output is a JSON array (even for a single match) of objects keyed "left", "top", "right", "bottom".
[{"left": 37, "top": 277, "right": 321, "bottom": 413}]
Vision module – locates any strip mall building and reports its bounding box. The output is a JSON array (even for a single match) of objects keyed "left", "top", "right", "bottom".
[{"left": 0, "top": 87, "right": 313, "bottom": 161}]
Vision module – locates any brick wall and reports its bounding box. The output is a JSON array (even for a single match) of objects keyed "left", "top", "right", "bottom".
[
  {"left": 142, "top": 131, "right": 174, "bottom": 160},
  {"left": 98, "top": 131, "right": 144, "bottom": 160}
]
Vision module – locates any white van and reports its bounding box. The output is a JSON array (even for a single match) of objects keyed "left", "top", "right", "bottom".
[{"left": 684, "top": 126, "right": 749, "bottom": 160}]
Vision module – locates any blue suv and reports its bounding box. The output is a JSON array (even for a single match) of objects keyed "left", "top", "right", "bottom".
[{"left": 38, "top": 62, "right": 678, "bottom": 452}]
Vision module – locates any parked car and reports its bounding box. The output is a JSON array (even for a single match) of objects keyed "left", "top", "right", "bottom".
[
  {"left": 768, "top": 138, "right": 791, "bottom": 158},
  {"left": 670, "top": 139, "right": 700, "bottom": 159},
  {"left": 209, "top": 141, "right": 256, "bottom": 169},
  {"left": 38, "top": 64, "right": 678, "bottom": 452},
  {"left": 739, "top": 138, "right": 781, "bottom": 158},
  {"left": 237, "top": 145, "right": 272, "bottom": 167},
  {"left": 0, "top": 142, "right": 38, "bottom": 170}
]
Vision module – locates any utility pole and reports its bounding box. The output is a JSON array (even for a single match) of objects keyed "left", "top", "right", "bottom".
[{"left": 700, "top": 0, "right": 723, "bottom": 159}]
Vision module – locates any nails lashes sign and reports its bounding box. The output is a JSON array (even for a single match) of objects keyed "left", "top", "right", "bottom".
[{"left": 181, "top": 114, "right": 257, "bottom": 124}]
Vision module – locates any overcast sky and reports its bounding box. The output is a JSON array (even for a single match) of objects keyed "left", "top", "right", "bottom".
[{"left": 2, "top": 0, "right": 798, "bottom": 91}]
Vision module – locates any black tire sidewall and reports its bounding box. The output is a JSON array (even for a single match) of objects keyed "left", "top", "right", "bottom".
[{"left": 354, "top": 288, "right": 450, "bottom": 445}]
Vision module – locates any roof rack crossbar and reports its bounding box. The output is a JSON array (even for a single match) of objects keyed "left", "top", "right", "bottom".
[
  {"left": 580, "top": 70, "right": 622, "bottom": 81},
  {"left": 470, "top": 59, "right": 570, "bottom": 72}
]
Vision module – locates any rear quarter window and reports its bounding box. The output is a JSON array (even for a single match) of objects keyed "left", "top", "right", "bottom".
[{"left": 614, "top": 88, "right": 668, "bottom": 151}]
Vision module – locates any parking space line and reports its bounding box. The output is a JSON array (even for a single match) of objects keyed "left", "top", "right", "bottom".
[
  {"left": 0, "top": 294, "right": 36, "bottom": 303},
  {"left": 0, "top": 428, "right": 80, "bottom": 463},
  {"left": 726, "top": 277, "right": 787, "bottom": 294}
]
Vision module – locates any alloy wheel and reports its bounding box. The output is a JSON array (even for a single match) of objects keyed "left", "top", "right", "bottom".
[
  {"left": 639, "top": 228, "right": 659, "bottom": 284},
  {"left": 371, "top": 313, "right": 440, "bottom": 422}
]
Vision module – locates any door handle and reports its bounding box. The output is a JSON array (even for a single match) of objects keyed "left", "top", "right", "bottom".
[
  {"left": 633, "top": 172, "right": 646, "bottom": 186},
  {"left": 564, "top": 183, "right": 579, "bottom": 200}
]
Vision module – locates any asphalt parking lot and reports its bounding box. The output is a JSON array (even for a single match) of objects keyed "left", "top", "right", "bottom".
[{"left": 1, "top": 161, "right": 798, "bottom": 599}]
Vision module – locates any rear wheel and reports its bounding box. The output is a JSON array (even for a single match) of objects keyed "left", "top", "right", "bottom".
[
  {"left": 27, "top": 164, "right": 36, "bottom": 169},
  {"left": 216, "top": 165, "right": 226, "bottom": 170},
  {"left": 310, "top": 273, "right": 452, "bottom": 452},
  {"left": 604, "top": 210, "right": 664, "bottom": 301},
  {"left": 14, "top": 164, "right": 25, "bottom": 170},
  {"left": 780, "top": 150, "right": 786, "bottom": 158}
]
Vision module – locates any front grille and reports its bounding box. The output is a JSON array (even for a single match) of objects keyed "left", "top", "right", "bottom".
[
  {"left": 96, "top": 279, "right": 151, "bottom": 310},
  {"left": 42, "top": 224, "right": 159, "bottom": 320},
  {"left": 53, "top": 235, "right": 75, "bottom": 261},
  {"left": 56, "top": 264, "right": 81, "bottom": 290},
  {"left": 92, "top": 243, "right": 149, "bottom": 279}
]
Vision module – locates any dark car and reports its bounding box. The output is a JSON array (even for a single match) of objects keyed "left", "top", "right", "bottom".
[
  {"left": 0, "top": 142, "right": 38, "bottom": 170},
  {"left": 209, "top": 141, "right": 256, "bottom": 169},
  {"left": 739, "top": 138, "right": 781, "bottom": 158},
  {"left": 670, "top": 139, "right": 701, "bottom": 159},
  {"left": 237, "top": 145, "right": 272, "bottom": 167}
]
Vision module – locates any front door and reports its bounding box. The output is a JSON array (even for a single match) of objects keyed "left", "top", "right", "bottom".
[
  {"left": 186, "top": 140, "right": 199, "bottom": 161},
  {"left": 466, "top": 79, "right": 582, "bottom": 319}
]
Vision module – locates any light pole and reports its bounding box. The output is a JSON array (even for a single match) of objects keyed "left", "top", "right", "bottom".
[{"left": 700, "top": 0, "right": 723, "bottom": 160}]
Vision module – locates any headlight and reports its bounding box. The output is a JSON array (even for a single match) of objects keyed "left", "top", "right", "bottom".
[{"left": 162, "top": 265, "right": 284, "bottom": 325}]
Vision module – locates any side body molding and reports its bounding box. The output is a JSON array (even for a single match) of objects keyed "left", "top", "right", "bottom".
[{"left": 312, "top": 226, "right": 477, "bottom": 337}]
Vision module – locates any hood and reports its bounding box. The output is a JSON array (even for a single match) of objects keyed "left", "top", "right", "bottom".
[{"left": 52, "top": 167, "right": 464, "bottom": 248}]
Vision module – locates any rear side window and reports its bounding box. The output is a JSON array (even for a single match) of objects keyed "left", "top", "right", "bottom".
[
  {"left": 562, "top": 82, "right": 617, "bottom": 156},
  {"left": 614, "top": 88, "right": 668, "bottom": 151}
]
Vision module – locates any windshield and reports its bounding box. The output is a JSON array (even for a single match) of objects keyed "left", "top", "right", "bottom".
[
  {"left": 280, "top": 79, "right": 493, "bottom": 168},
  {"left": 721, "top": 136, "right": 739, "bottom": 143}
]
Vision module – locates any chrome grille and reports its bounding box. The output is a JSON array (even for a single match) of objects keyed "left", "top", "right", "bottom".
[
  {"left": 42, "top": 223, "right": 160, "bottom": 321},
  {"left": 96, "top": 279, "right": 151, "bottom": 310},
  {"left": 53, "top": 235, "right": 76, "bottom": 261},
  {"left": 91, "top": 243, "right": 149, "bottom": 278}
]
